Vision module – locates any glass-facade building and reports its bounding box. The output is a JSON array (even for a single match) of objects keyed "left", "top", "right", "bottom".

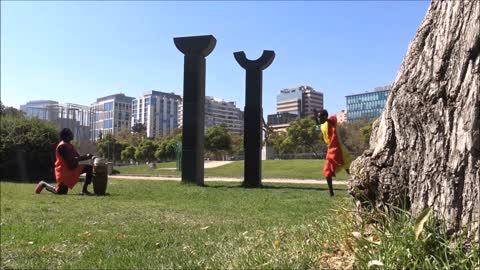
[{"left": 346, "top": 90, "right": 390, "bottom": 122}]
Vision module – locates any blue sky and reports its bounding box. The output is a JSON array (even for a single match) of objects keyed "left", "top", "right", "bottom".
[{"left": 1, "top": 1, "right": 430, "bottom": 116}]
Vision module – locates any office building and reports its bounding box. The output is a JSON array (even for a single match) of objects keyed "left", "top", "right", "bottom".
[
  {"left": 205, "top": 96, "right": 244, "bottom": 134},
  {"left": 276, "top": 85, "right": 324, "bottom": 117},
  {"left": 91, "top": 93, "right": 134, "bottom": 140},
  {"left": 132, "top": 90, "right": 181, "bottom": 138},
  {"left": 346, "top": 86, "right": 391, "bottom": 122},
  {"left": 178, "top": 96, "right": 244, "bottom": 134},
  {"left": 336, "top": 110, "right": 347, "bottom": 124},
  {"left": 267, "top": 85, "right": 323, "bottom": 133},
  {"left": 266, "top": 112, "right": 298, "bottom": 133}
]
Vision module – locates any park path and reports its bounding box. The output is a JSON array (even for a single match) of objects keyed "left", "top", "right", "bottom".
[
  {"left": 109, "top": 175, "right": 348, "bottom": 185},
  {"left": 204, "top": 161, "right": 234, "bottom": 168},
  {"left": 156, "top": 161, "right": 234, "bottom": 170}
]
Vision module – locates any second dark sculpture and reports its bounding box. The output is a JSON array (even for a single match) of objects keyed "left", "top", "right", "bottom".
[{"left": 234, "top": 50, "right": 275, "bottom": 187}]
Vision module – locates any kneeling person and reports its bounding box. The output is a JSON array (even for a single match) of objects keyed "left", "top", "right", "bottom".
[{"left": 35, "top": 128, "right": 93, "bottom": 195}]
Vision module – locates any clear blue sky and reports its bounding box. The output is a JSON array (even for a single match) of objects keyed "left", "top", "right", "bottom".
[{"left": 1, "top": 1, "right": 430, "bottom": 117}]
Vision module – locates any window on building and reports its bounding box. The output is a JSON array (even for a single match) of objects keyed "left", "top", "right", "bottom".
[{"left": 104, "top": 102, "right": 113, "bottom": 111}]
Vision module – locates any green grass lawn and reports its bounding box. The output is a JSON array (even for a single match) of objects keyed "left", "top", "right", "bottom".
[
  {"left": 1, "top": 179, "right": 352, "bottom": 269},
  {"left": 115, "top": 160, "right": 349, "bottom": 180},
  {"left": 114, "top": 162, "right": 180, "bottom": 176}
]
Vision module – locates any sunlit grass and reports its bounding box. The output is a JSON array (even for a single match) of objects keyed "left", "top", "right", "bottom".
[
  {"left": 349, "top": 206, "right": 479, "bottom": 269},
  {"left": 1, "top": 180, "right": 352, "bottom": 269},
  {"left": 115, "top": 160, "right": 349, "bottom": 180}
]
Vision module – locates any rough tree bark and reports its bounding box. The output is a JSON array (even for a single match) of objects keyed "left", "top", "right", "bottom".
[{"left": 348, "top": 0, "right": 479, "bottom": 241}]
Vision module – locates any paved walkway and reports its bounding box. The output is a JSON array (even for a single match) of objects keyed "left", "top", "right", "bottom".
[
  {"left": 109, "top": 175, "right": 348, "bottom": 185},
  {"left": 204, "top": 161, "right": 234, "bottom": 168},
  {"left": 156, "top": 161, "right": 235, "bottom": 170}
]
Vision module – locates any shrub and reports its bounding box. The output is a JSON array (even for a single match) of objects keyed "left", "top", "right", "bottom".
[{"left": 0, "top": 115, "right": 58, "bottom": 182}]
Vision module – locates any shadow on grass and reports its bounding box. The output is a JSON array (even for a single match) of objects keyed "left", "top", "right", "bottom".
[
  {"left": 74, "top": 192, "right": 116, "bottom": 197},
  {"left": 203, "top": 184, "right": 347, "bottom": 192}
]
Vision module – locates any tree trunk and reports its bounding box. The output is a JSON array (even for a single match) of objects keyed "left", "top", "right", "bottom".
[{"left": 348, "top": 0, "right": 479, "bottom": 241}]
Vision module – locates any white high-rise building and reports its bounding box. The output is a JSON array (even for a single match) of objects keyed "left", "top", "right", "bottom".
[
  {"left": 91, "top": 93, "right": 134, "bottom": 140},
  {"left": 132, "top": 90, "right": 181, "bottom": 138},
  {"left": 178, "top": 96, "right": 244, "bottom": 135},
  {"left": 205, "top": 96, "right": 243, "bottom": 134}
]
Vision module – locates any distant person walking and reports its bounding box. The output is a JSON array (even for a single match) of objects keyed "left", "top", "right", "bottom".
[
  {"left": 35, "top": 128, "right": 94, "bottom": 195},
  {"left": 314, "top": 109, "right": 352, "bottom": 196}
]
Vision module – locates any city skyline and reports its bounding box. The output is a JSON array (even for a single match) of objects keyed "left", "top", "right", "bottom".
[{"left": 1, "top": 1, "right": 430, "bottom": 117}]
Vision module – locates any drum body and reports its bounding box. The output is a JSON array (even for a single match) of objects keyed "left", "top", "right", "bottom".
[{"left": 93, "top": 158, "right": 108, "bottom": 195}]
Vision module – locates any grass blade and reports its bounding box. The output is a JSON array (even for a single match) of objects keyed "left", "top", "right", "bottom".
[{"left": 413, "top": 207, "right": 432, "bottom": 240}]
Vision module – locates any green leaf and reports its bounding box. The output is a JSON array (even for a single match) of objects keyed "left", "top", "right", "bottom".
[{"left": 413, "top": 207, "right": 432, "bottom": 240}]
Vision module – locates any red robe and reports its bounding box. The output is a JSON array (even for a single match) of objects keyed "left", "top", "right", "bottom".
[
  {"left": 321, "top": 116, "right": 348, "bottom": 177},
  {"left": 54, "top": 141, "right": 85, "bottom": 190}
]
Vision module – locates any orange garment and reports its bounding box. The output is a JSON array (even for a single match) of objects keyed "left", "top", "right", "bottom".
[
  {"left": 54, "top": 141, "right": 84, "bottom": 190},
  {"left": 320, "top": 116, "right": 351, "bottom": 177}
]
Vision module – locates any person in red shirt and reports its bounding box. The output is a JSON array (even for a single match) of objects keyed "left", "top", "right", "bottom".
[
  {"left": 35, "top": 128, "right": 94, "bottom": 195},
  {"left": 314, "top": 109, "right": 352, "bottom": 197}
]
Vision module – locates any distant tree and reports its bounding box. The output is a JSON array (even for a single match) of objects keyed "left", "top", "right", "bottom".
[
  {"left": 154, "top": 130, "right": 182, "bottom": 161},
  {"left": 134, "top": 140, "right": 157, "bottom": 162},
  {"left": 72, "top": 140, "right": 96, "bottom": 156},
  {"left": 96, "top": 133, "right": 125, "bottom": 162},
  {"left": 205, "top": 125, "right": 232, "bottom": 160},
  {"left": 0, "top": 102, "right": 25, "bottom": 118},
  {"left": 229, "top": 133, "right": 243, "bottom": 157},
  {"left": 262, "top": 117, "right": 275, "bottom": 146},
  {"left": 131, "top": 123, "right": 147, "bottom": 134},
  {"left": 116, "top": 129, "right": 143, "bottom": 147},
  {"left": 286, "top": 117, "right": 322, "bottom": 157},
  {"left": 359, "top": 121, "right": 374, "bottom": 145},
  {"left": 269, "top": 131, "right": 295, "bottom": 157},
  {"left": 154, "top": 138, "right": 176, "bottom": 161},
  {"left": 336, "top": 118, "right": 373, "bottom": 156},
  {"left": 170, "top": 128, "right": 182, "bottom": 137},
  {"left": 121, "top": 145, "right": 136, "bottom": 162}
]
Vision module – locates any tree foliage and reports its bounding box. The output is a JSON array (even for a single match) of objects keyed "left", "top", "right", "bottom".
[
  {"left": 0, "top": 114, "right": 58, "bottom": 181},
  {"left": 336, "top": 118, "right": 374, "bottom": 156},
  {"left": 131, "top": 123, "right": 147, "bottom": 134},
  {"left": 134, "top": 140, "right": 157, "bottom": 162},
  {"left": 229, "top": 133, "right": 243, "bottom": 157},
  {"left": 116, "top": 129, "right": 143, "bottom": 147},
  {"left": 285, "top": 117, "right": 323, "bottom": 157},
  {"left": 204, "top": 125, "right": 232, "bottom": 160},
  {"left": 120, "top": 145, "right": 136, "bottom": 162},
  {"left": 269, "top": 131, "right": 295, "bottom": 157},
  {"left": 0, "top": 102, "right": 25, "bottom": 118},
  {"left": 154, "top": 132, "right": 182, "bottom": 161},
  {"left": 96, "top": 133, "right": 125, "bottom": 162}
]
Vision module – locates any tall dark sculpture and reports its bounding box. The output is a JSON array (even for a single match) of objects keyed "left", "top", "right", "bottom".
[
  {"left": 234, "top": 50, "right": 275, "bottom": 187},
  {"left": 174, "top": 35, "right": 216, "bottom": 186}
]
